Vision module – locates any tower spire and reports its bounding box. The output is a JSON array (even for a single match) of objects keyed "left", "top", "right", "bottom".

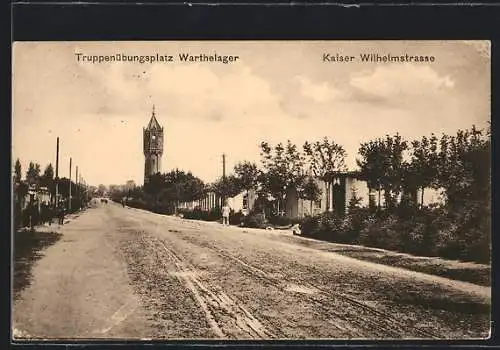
[{"left": 152, "top": 104, "right": 155, "bottom": 117}]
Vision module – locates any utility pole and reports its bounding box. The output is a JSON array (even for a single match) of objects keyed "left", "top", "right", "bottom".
[
  {"left": 69, "top": 157, "right": 72, "bottom": 212},
  {"left": 222, "top": 153, "right": 226, "bottom": 208},
  {"left": 55, "top": 137, "right": 59, "bottom": 208},
  {"left": 76, "top": 166, "right": 79, "bottom": 209},
  {"left": 223, "top": 153, "right": 226, "bottom": 179}
]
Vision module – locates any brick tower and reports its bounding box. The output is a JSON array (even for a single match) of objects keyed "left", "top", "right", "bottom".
[{"left": 143, "top": 105, "right": 164, "bottom": 184}]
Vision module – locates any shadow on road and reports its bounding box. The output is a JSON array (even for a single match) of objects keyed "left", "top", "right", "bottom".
[
  {"left": 391, "top": 283, "right": 490, "bottom": 315},
  {"left": 13, "top": 229, "right": 62, "bottom": 301}
]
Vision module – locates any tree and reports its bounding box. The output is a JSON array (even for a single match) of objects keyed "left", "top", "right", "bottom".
[
  {"left": 40, "top": 163, "right": 55, "bottom": 190},
  {"left": 13, "top": 159, "right": 26, "bottom": 228},
  {"left": 260, "top": 140, "right": 306, "bottom": 215},
  {"left": 297, "top": 177, "right": 322, "bottom": 215},
  {"left": 26, "top": 162, "right": 41, "bottom": 187},
  {"left": 233, "top": 161, "right": 259, "bottom": 193},
  {"left": 436, "top": 125, "right": 490, "bottom": 209},
  {"left": 57, "top": 177, "right": 72, "bottom": 198},
  {"left": 303, "top": 137, "right": 347, "bottom": 211},
  {"left": 143, "top": 173, "right": 166, "bottom": 197},
  {"left": 97, "top": 184, "right": 107, "bottom": 196},
  {"left": 211, "top": 175, "right": 242, "bottom": 201},
  {"left": 14, "top": 159, "right": 22, "bottom": 183},
  {"left": 160, "top": 170, "right": 205, "bottom": 214},
  {"left": 347, "top": 187, "right": 363, "bottom": 212},
  {"left": 357, "top": 134, "right": 408, "bottom": 209},
  {"left": 181, "top": 173, "right": 205, "bottom": 203},
  {"left": 409, "top": 134, "right": 439, "bottom": 207}
]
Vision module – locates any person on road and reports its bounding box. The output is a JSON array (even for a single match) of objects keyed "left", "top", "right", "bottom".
[
  {"left": 58, "top": 202, "right": 66, "bottom": 225},
  {"left": 40, "top": 202, "right": 49, "bottom": 225},
  {"left": 222, "top": 201, "right": 230, "bottom": 226},
  {"left": 121, "top": 198, "right": 125, "bottom": 208},
  {"left": 27, "top": 201, "right": 36, "bottom": 231}
]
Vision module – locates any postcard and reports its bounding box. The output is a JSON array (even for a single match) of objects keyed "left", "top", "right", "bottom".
[{"left": 12, "top": 40, "right": 491, "bottom": 340}]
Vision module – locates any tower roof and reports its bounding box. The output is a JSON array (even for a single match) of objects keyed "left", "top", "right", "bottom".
[{"left": 146, "top": 105, "right": 162, "bottom": 131}]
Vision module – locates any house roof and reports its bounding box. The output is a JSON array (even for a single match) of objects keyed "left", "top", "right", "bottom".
[{"left": 309, "top": 170, "right": 363, "bottom": 180}]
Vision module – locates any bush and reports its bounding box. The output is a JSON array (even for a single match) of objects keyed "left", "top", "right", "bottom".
[
  {"left": 300, "top": 215, "right": 322, "bottom": 236},
  {"left": 242, "top": 213, "right": 267, "bottom": 228},
  {"left": 179, "top": 207, "right": 222, "bottom": 222},
  {"left": 301, "top": 211, "right": 346, "bottom": 241},
  {"left": 434, "top": 202, "right": 490, "bottom": 264},
  {"left": 341, "top": 207, "right": 374, "bottom": 244},
  {"left": 181, "top": 208, "right": 204, "bottom": 220},
  {"left": 230, "top": 210, "right": 245, "bottom": 226},
  {"left": 358, "top": 215, "right": 404, "bottom": 251},
  {"left": 268, "top": 215, "right": 302, "bottom": 227},
  {"left": 127, "top": 198, "right": 149, "bottom": 210},
  {"left": 207, "top": 207, "right": 222, "bottom": 221}
]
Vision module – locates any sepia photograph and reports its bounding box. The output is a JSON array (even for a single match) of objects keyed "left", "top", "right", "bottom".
[{"left": 11, "top": 40, "right": 491, "bottom": 340}]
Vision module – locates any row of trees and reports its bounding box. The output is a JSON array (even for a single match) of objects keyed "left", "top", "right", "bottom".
[
  {"left": 215, "top": 124, "right": 489, "bottom": 216},
  {"left": 113, "top": 169, "right": 206, "bottom": 215},
  {"left": 356, "top": 124, "right": 490, "bottom": 210},
  {"left": 14, "top": 159, "right": 89, "bottom": 204},
  {"left": 13, "top": 158, "right": 91, "bottom": 228}
]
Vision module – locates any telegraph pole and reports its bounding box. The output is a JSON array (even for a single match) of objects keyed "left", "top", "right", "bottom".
[
  {"left": 69, "top": 157, "right": 72, "bottom": 212},
  {"left": 76, "top": 166, "right": 79, "bottom": 209},
  {"left": 222, "top": 153, "right": 226, "bottom": 208},
  {"left": 222, "top": 153, "right": 226, "bottom": 179},
  {"left": 55, "top": 137, "right": 59, "bottom": 208}
]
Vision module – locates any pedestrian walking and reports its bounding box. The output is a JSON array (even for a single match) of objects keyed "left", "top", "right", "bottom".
[
  {"left": 222, "top": 201, "right": 230, "bottom": 226},
  {"left": 27, "top": 201, "right": 36, "bottom": 231},
  {"left": 58, "top": 202, "right": 66, "bottom": 225},
  {"left": 47, "top": 204, "right": 53, "bottom": 226},
  {"left": 40, "top": 202, "right": 49, "bottom": 225}
]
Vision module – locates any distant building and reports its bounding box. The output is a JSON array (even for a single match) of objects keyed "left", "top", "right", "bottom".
[
  {"left": 125, "top": 180, "right": 136, "bottom": 191},
  {"left": 108, "top": 184, "right": 119, "bottom": 194},
  {"left": 143, "top": 105, "right": 164, "bottom": 185}
]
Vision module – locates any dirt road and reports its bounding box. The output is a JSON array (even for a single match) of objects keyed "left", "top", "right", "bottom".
[{"left": 12, "top": 202, "right": 491, "bottom": 340}]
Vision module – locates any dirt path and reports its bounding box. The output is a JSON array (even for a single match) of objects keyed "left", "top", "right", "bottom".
[{"left": 13, "top": 205, "right": 153, "bottom": 339}]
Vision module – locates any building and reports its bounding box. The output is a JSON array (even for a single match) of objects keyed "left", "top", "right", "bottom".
[
  {"left": 178, "top": 189, "right": 257, "bottom": 215},
  {"left": 125, "top": 180, "right": 136, "bottom": 191},
  {"left": 227, "top": 190, "right": 257, "bottom": 215},
  {"left": 285, "top": 172, "right": 370, "bottom": 218},
  {"left": 143, "top": 105, "right": 164, "bottom": 185},
  {"left": 284, "top": 172, "right": 445, "bottom": 219}
]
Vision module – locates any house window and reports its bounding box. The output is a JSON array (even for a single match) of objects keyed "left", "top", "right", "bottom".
[{"left": 315, "top": 200, "right": 321, "bottom": 208}]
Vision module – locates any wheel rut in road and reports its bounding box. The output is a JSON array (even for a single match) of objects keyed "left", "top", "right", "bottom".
[
  {"left": 111, "top": 208, "right": 484, "bottom": 339},
  {"left": 170, "top": 232, "right": 441, "bottom": 339},
  {"left": 113, "top": 210, "right": 276, "bottom": 339},
  {"left": 140, "top": 232, "right": 275, "bottom": 339}
]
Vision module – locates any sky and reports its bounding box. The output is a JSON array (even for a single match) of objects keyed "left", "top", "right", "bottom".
[{"left": 12, "top": 41, "right": 490, "bottom": 187}]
